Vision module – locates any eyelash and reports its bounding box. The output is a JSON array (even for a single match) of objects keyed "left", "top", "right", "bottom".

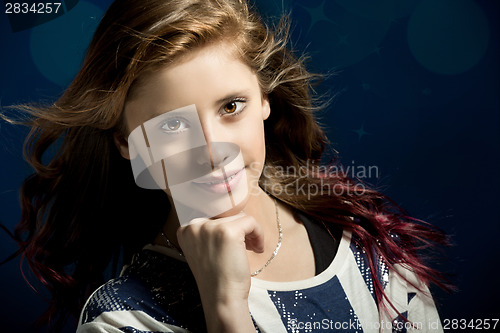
[
  {"left": 159, "top": 116, "right": 190, "bottom": 134},
  {"left": 220, "top": 98, "right": 247, "bottom": 117},
  {"left": 158, "top": 98, "right": 247, "bottom": 133}
]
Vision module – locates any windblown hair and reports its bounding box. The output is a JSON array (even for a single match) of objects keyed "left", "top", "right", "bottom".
[{"left": 2, "top": 0, "right": 449, "bottom": 331}]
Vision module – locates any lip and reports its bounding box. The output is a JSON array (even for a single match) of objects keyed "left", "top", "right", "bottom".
[{"left": 192, "top": 167, "right": 245, "bottom": 194}]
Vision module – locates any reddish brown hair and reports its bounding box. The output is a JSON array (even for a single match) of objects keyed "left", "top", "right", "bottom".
[{"left": 1, "top": 0, "right": 449, "bottom": 330}]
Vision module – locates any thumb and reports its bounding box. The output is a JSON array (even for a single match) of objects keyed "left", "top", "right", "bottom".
[{"left": 241, "top": 218, "right": 265, "bottom": 254}]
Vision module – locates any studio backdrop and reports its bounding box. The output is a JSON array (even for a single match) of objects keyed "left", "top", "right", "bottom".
[{"left": 1, "top": 0, "right": 498, "bottom": 331}]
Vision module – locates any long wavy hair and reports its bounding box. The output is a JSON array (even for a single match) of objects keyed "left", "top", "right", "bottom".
[{"left": 1, "top": 0, "right": 449, "bottom": 331}]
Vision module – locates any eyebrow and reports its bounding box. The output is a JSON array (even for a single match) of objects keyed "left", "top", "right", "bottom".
[
  {"left": 143, "top": 110, "right": 190, "bottom": 124},
  {"left": 142, "top": 89, "right": 252, "bottom": 122},
  {"left": 214, "top": 90, "right": 251, "bottom": 106}
]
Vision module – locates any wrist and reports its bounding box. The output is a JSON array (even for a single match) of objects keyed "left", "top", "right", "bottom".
[{"left": 203, "top": 297, "right": 255, "bottom": 333}]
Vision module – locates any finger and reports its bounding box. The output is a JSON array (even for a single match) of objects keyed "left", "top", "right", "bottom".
[
  {"left": 177, "top": 213, "right": 247, "bottom": 248},
  {"left": 187, "top": 217, "right": 209, "bottom": 226},
  {"left": 212, "top": 214, "right": 264, "bottom": 253},
  {"left": 235, "top": 216, "right": 265, "bottom": 254},
  {"left": 245, "top": 231, "right": 265, "bottom": 253},
  {"left": 180, "top": 213, "right": 264, "bottom": 253},
  {"left": 187, "top": 212, "right": 246, "bottom": 226},
  {"left": 208, "top": 212, "right": 246, "bottom": 223}
]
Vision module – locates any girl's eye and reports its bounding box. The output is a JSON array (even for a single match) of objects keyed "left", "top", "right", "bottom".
[
  {"left": 161, "top": 118, "right": 189, "bottom": 133},
  {"left": 221, "top": 100, "right": 246, "bottom": 116}
]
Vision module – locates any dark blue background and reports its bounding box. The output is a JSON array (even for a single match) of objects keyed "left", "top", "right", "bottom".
[{"left": 1, "top": 0, "right": 498, "bottom": 331}]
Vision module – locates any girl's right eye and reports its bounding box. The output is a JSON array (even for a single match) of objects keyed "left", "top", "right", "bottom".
[{"left": 160, "top": 118, "right": 190, "bottom": 134}]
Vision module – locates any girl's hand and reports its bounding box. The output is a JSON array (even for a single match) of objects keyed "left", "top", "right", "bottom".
[{"left": 176, "top": 213, "right": 264, "bottom": 333}]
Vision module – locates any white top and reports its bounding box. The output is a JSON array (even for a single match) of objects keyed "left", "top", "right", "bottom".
[{"left": 77, "top": 230, "right": 443, "bottom": 333}]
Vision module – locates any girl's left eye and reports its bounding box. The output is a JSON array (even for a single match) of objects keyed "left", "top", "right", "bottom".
[
  {"left": 160, "top": 118, "right": 189, "bottom": 133},
  {"left": 221, "top": 100, "right": 246, "bottom": 116}
]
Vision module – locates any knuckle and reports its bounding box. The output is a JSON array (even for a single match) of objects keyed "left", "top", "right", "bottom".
[
  {"left": 199, "top": 223, "right": 213, "bottom": 238},
  {"left": 177, "top": 223, "right": 198, "bottom": 240},
  {"left": 213, "top": 223, "right": 236, "bottom": 240}
]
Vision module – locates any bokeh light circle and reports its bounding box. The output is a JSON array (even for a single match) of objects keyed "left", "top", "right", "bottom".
[
  {"left": 407, "top": 0, "right": 489, "bottom": 75},
  {"left": 30, "top": 1, "right": 103, "bottom": 87}
]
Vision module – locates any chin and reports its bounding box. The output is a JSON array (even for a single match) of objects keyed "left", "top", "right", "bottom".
[{"left": 212, "top": 194, "right": 250, "bottom": 218}]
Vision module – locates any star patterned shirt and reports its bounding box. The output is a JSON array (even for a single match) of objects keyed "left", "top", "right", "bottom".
[{"left": 77, "top": 215, "right": 443, "bottom": 333}]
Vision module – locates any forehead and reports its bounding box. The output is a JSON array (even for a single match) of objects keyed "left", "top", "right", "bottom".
[
  {"left": 124, "top": 42, "right": 260, "bottom": 127},
  {"left": 128, "top": 42, "right": 253, "bottom": 99}
]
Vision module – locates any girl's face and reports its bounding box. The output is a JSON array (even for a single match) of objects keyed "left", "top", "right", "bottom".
[{"left": 119, "top": 42, "right": 270, "bottom": 219}]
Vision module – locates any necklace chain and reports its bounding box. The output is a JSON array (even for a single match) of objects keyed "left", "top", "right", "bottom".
[
  {"left": 251, "top": 198, "right": 282, "bottom": 277},
  {"left": 161, "top": 232, "right": 184, "bottom": 257},
  {"left": 161, "top": 198, "right": 282, "bottom": 277}
]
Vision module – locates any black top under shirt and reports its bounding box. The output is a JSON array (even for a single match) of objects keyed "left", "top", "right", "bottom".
[
  {"left": 79, "top": 212, "right": 344, "bottom": 333},
  {"left": 296, "top": 212, "right": 343, "bottom": 275},
  {"left": 79, "top": 211, "right": 442, "bottom": 333}
]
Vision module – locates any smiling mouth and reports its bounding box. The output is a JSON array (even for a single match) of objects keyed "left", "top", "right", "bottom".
[
  {"left": 201, "top": 171, "right": 239, "bottom": 185},
  {"left": 192, "top": 167, "right": 245, "bottom": 194}
]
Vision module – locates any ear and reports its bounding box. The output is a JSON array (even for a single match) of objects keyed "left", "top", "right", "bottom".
[
  {"left": 262, "top": 95, "right": 270, "bottom": 120},
  {"left": 113, "top": 132, "right": 131, "bottom": 160}
]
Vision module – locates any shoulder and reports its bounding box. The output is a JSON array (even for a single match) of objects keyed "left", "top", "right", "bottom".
[
  {"left": 349, "top": 232, "right": 443, "bottom": 326},
  {"left": 77, "top": 275, "right": 182, "bottom": 332},
  {"left": 77, "top": 247, "right": 206, "bottom": 333},
  {"left": 345, "top": 231, "right": 426, "bottom": 305}
]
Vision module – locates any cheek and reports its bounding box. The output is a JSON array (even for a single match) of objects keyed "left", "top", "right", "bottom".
[{"left": 239, "top": 121, "right": 266, "bottom": 166}]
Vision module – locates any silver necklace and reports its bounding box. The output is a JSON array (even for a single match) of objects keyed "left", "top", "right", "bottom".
[
  {"left": 161, "top": 198, "right": 283, "bottom": 277},
  {"left": 161, "top": 232, "right": 184, "bottom": 258},
  {"left": 251, "top": 198, "right": 282, "bottom": 277}
]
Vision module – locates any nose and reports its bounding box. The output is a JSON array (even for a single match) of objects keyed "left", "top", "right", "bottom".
[
  {"left": 196, "top": 116, "right": 231, "bottom": 169},
  {"left": 208, "top": 142, "right": 232, "bottom": 167}
]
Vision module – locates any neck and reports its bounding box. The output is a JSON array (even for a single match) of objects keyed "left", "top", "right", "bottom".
[
  {"left": 154, "top": 194, "right": 181, "bottom": 248},
  {"left": 241, "top": 187, "right": 276, "bottom": 232}
]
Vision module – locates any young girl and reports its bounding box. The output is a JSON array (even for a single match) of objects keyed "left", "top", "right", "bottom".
[{"left": 6, "top": 0, "right": 448, "bottom": 332}]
